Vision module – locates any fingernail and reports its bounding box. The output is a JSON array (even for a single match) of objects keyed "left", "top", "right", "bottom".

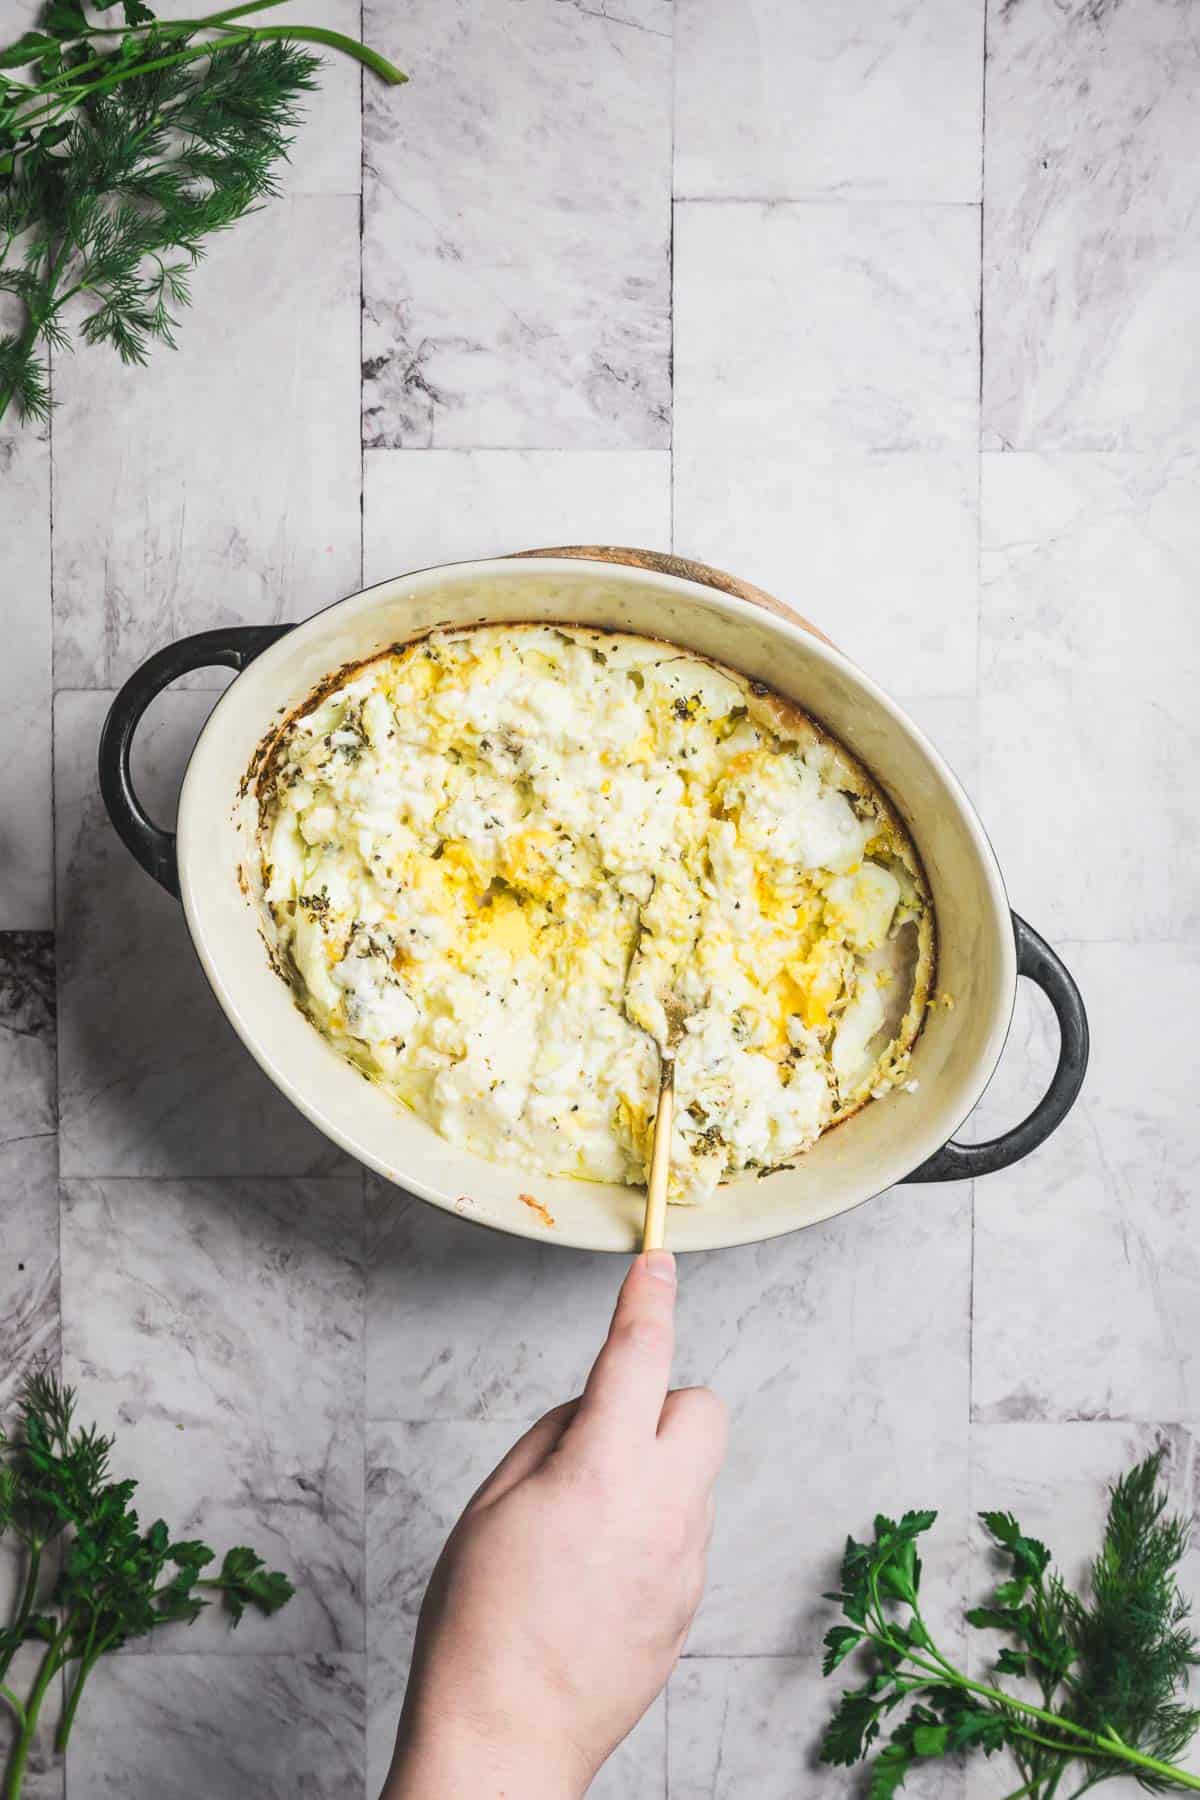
[{"left": 645, "top": 1250, "right": 676, "bottom": 1285}]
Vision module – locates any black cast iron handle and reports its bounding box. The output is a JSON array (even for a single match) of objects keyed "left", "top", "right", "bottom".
[
  {"left": 902, "top": 914, "right": 1088, "bottom": 1183},
  {"left": 98, "top": 624, "right": 294, "bottom": 898}
]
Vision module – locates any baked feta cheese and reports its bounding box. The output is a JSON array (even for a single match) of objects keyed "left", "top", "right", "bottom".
[{"left": 256, "top": 625, "right": 934, "bottom": 1204}]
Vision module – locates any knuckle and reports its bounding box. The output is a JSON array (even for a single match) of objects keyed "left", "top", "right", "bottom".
[
  {"left": 688, "top": 1386, "right": 730, "bottom": 1445},
  {"left": 612, "top": 1315, "right": 671, "bottom": 1356}
]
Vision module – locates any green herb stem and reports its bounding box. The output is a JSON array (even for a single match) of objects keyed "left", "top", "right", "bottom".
[
  {"left": 0, "top": 1542, "right": 43, "bottom": 1683},
  {"left": 55, "top": 1634, "right": 111, "bottom": 1756},
  {"left": 8, "top": 13, "right": 403, "bottom": 134},
  {"left": 241, "top": 23, "right": 406, "bottom": 82},
  {"left": 5, "top": 1625, "right": 67, "bottom": 1800},
  {"left": 857, "top": 1563, "right": 1200, "bottom": 1797},
  {"left": 873, "top": 1610, "right": 1200, "bottom": 1793}
]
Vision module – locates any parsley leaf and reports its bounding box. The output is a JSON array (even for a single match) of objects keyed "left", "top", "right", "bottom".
[
  {"left": 819, "top": 1454, "right": 1200, "bottom": 1800},
  {"left": 0, "top": 1370, "right": 296, "bottom": 1797}
]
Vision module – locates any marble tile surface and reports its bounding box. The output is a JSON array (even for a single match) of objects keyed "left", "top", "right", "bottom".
[
  {"left": 0, "top": 933, "right": 58, "bottom": 1415},
  {"left": 980, "top": 454, "right": 1199, "bottom": 942},
  {"left": 898, "top": 696, "right": 980, "bottom": 809},
  {"left": 51, "top": 197, "right": 361, "bottom": 692},
  {"left": 965, "top": 1422, "right": 1198, "bottom": 1800},
  {"left": 675, "top": 0, "right": 984, "bottom": 204},
  {"left": 0, "top": 429, "right": 52, "bottom": 928},
  {"left": 973, "top": 940, "right": 1200, "bottom": 1426},
  {"left": 669, "top": 1656, "right": 961, "bottom": 1800},
  {"left": 362, "top": 449, "right": 672, "bottom": 585},
  {"left": 364, "top": 1420, "right": 665, "bottom": 1799},
  {"left": 55, "top": 690, "right": 348, "bottom": 1177},
  {"left": 676, "top": 1183, "right": 971, "bottom": 1656},
  {"left": 0, "top": 935, "right": 59, "bottom": 1800},
  {"left": 983, "top": 0, "right": 1200, "bottom": 452},
  {"left": 67, "top": 1654, "right": 365, "bottom": 1799},
  {"left": 368, "top": 1183, "right": 625, "bottom": 1423},
  {"left": 2, "top": 5, "right": 1198, "bottom": 1797},
  {"left": 361, "top": 0, "right": 672, "bottom": 450},
  {"left": 673, "top": 450, "right": 978, "bottom": 697},
  {"left": 674, "top": 201, "right": 980, "bottom": 458},
  {"left": 61, "top": 1176, "right": 365, "bottom": 1654}
]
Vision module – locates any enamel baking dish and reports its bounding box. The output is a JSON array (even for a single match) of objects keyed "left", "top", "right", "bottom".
[{"left": 99, "top": 548, "right": 1088, "bottom": 1252}]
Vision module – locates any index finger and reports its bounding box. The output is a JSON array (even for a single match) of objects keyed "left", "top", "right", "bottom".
[{"left": 570, "top": 1251, "right": 677, "bottom": 1451}]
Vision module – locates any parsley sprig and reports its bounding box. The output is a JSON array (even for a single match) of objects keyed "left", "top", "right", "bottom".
[
  {"left": 0, "top": 0, "right": 405, "bottom": 424},
  {"left": 0, "top": 1371, "right": 295, "bottom": 1799},
  {"left": 821, "top": 1452, "right": 1200, "bottom": 1799}
]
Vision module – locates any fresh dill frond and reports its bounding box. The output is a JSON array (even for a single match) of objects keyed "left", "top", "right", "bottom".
[
  {"left": 1067, "top": 1452, "right": 1200, "bottom": 1783},
  {"left": 0, "top": 1, "right": 405, "bottom": 424},
  {"left": 820, "top": 1451, "right": 1200, "bottom": 1799}
]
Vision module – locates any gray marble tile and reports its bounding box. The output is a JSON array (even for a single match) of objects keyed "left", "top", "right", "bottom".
[
  {"left": 362, "top": 448, "right": 672, "bottom": 585},
  {"left": 365, "top": 1418, "right": 520, "bottom": 1795},
  {"left": 0, "top": 936, "right": 59, "bottom": 1793},
  {"left": 61, "top": 1176, "right": 365, "bottom": 1655},
  {"left": 364, "top": 1417, "right": 664, "bottom": 1798},
  {"left": 675, "top": 0, "right": 983, "bottom": 204},
  {"left": 0, "top": 931, "right": 55, "bottom": 1150},
  {"left": 51, "top": 197, "right": 361, "bottom": 692},
  {"left": 673, "top": 450, "right": 979, "bottom": 697},
  {"left": 367, "top": 1182, "right": 627, "bottom": 1423},
  {"left": 983, "top": 0, "right": 1200, "bottom": 452},
  {"left": 0, "top": 1136, "right": 59, "bottom": 1418},
  {"left": 64, "top": 1653, "right": 365, "bottom": 1800},
  {"left": 897, "top": 696, "right": 979, "bottom": 807},
  {"left": 980, "top": 454, "right": 1199, "bottom": 942},
  {"left": 675, "top": 1184, "right": 971, "bottom": 1655},
  {"left": 55, "top": 689, "right": 348, "bottom": 1177},
  {"left": 361, "top": 0, "right": 671, "bottom": 450},
  {"left": 0, "top": 429, "right": 52, "bottom": 928},
  {"left": 0, "top": 933, "right": 58, "bottom": 1414},
  {"left": 668, "top": 1656, "right": 961, "bottom": 1800},
  {"left": 674, "top": 201, "right": 980, "bottom": 459},
  {"left": 973, "top": 940, "right": 1200, "bottom": 1426},
  {"left": 965, "top": 1422, "right": 1198, "bottom": 1800}
]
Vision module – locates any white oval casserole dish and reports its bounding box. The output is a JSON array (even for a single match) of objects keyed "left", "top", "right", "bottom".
[{"left": 99, "top": 548, "right": 1088, "bottom": 1252}]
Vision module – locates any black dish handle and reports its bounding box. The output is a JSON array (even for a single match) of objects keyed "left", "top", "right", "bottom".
[
  {"left": 98, "top": 624, "right": 294, "bottom": 898},
  {"left": 902, "top": 914, "right": 1089, "bottom": 1183}
]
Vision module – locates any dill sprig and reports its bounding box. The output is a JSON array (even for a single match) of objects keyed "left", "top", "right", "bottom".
[
  {"left": 820, "top": 1451, "right": 1200, "bottom": 1799},
  {"left": 0, "top": 0, "right": 406, "bottom": 424}
]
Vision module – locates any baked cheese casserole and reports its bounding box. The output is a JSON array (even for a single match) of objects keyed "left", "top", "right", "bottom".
[{"left": 256, "top": 624, "right": 934, "bottom": 1204}]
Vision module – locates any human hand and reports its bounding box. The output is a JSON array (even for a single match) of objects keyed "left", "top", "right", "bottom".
[{"left": 383, "top": 1249, "right": 729, "bottom": 1800}]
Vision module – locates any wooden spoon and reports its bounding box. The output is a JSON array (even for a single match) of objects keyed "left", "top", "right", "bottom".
[{"left": 642, "top": 998, "right": 686, "bottom": 1252}]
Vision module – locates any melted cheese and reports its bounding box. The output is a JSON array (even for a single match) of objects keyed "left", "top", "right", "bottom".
[{"left": 258, "top": 625, "right": 932, "bottom": 1204}]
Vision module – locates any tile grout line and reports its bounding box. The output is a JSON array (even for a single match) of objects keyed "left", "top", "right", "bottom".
[
  {"left": 668, "top": 3, "right": 676, "bottom": 561},
  {"left": 359, "top": 0, "right": 366, "bottom": 601},
  {"left": 359, "top": 13, "right": 369, "bottom": 1793},
  {"left": 976, "top": 0, "right": 989, "bottom": 721},
  {"left": 48, "top": 305, "right": 68, "bottom": 1800}
]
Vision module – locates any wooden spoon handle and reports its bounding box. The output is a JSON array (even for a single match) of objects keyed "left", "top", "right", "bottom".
[{"left": 642, "top": 1060, "right": 675, "bottom": 1253}]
